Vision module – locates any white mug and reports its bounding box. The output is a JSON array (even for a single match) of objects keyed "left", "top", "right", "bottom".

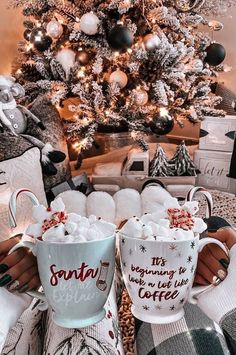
[
  {"left": 119, "top": 234, "right": 228, "bottom": 324},
  {"left": 10, "top": 235, "right": 116, "bottom": 328}
]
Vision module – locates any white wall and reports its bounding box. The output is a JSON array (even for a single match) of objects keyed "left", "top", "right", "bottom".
[{"left": 0, "top": 2, "right": 235, "bottom": 91}]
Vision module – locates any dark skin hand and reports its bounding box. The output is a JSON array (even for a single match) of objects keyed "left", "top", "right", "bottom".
[
  {"left": 0, "top": 235, "right": 40, "bottom": 292},
  {"left": 195, "top": 227, "right": 236, "bottom": 286}
]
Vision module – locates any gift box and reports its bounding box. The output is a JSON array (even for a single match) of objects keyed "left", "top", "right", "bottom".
[{"left": 200, "top": 116, "right": 236, "bottom": 152}]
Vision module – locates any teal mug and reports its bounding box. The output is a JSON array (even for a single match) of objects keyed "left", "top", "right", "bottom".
[{"left": 10, "top": 235, "right": 116, "bottom": 328}]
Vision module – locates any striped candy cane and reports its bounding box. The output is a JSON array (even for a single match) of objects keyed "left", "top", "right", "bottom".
[
  {"left": 186, "top": 186, "right": 213, "bottom": 218},
  {"left": 9, "top": 188, "right": 40, "bottom": 228}
]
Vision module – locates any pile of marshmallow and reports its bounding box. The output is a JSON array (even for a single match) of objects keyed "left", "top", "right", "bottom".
[
  {"left": 25, "top": 198, "right": 116, "bottom": 243},
  {"left": 120, "top": 197, "right": 207, "bottom": 241}
]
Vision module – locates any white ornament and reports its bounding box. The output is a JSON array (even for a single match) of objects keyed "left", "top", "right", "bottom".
[
  {"left": 133, "top": 89, "right": 148, "bottom": 106},
  {"left": 46, "top": 19, "right": 63, "bottom": 39},
  {"left": 80, "top": 12, "right": 100, "bottom": 35},
  {"left": 56, "top": 48, "right": 76, "bottom": 79},
  {"left": 144, "top": 34, "right": 160, "bottom": 51},
  {"left": 109, "top": 70, "right": 128, "bottom": 89}
]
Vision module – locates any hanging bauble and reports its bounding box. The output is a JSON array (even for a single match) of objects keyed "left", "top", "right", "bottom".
[
  {"left": 149, "top": 109, "right": 174, "bottom": 136},
  {"left": 56, "top": 48, "right": 76, "bottom": 79},
  {"left": 30, "top": 27, "right": 46, "bottom": 43},
  {"left": 23, "top": 29, "right": 32, "bottom": 41},
  {"left": 34, "top": 35, "right": 52, "bottom": 52},
  {"left": 143, "top": 34, "right": 160, "bottom": 51},
  {"left": 46, "top": 19, "right": 63, "bottom": 39},
  {"left": 205, "top": 43, "right": 226, "bottom": 66},
  {"left": 133, "top": 89, "right": 148, "bottom": 106},
  {"left": 108, "top": 25, "right": 133, "bottom": 51},
  {"left": 109, "top": 70, "right": 128, "bottom": 89},
  {"left": 80, "top": 12, "right": 100, "bottom": 35},
  {"left": 76, "top": 50, "right": 90, "bottom": 65},
  {"left": 208, "top": 21, "right": 224, "bottom": 32}
]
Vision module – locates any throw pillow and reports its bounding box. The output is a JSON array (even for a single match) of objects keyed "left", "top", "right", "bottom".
[{"left": 0, "top": 147, "right": 47, "bottom": 241}]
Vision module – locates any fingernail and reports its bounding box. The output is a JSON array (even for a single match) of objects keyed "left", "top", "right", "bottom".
[
  {"left": 0, "top": 264, "right": 9, "bottom": 273},
  {"left": 7, "top": 280, "right": 20, "bottom": 292},
  {"left": 18, "top": 284, "right": 29, "bottom": 293},
  {"left": 217, "top": 269, "right": 227, "bottom": 281},
  {"left": 212, "top": 276, "right": 221, "bottom": 286},
  {"left": 219, "top": 259, "right": 230, "bottom": 269},
  {"left": 0, "top": 274, "right": 12, "bottom": 287}
]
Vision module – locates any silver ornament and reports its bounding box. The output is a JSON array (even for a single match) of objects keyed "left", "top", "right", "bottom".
[
  {"left": 144, "top": 34, "right": 160, "bottom": 51},
  {"left": 46, "top": 19, "right": 63, "bottom": 39},
  {"left": 133, "top": 89, "right": 149, "bottom": 106},
  {"left": 80, "top": 12, "right": 100, "bottom": 35},
  {"left": 109, "top": 70, "right": 128, "bottom": 89}
]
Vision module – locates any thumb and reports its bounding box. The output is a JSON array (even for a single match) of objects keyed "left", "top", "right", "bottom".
[{"left": 208, "top": 227, "right": 236, "bottom": 250}]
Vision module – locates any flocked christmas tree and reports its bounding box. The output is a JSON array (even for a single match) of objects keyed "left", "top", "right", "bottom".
[
  {"left": 8, "top": 0, "right": 236, "bottom": 154},
  {"left": 150, "top": 144, "right": 173, "bottom": 177},
  {"left": 169, "top": 140, "right": 199, "bottom": 176}
]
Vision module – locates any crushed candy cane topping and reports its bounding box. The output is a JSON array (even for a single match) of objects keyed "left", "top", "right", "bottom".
[
  {"left": 167, "top": 208, "right": 194, "bottom": 231},
  {"left": 25, "top": 197, "right": 116, "bottom": 243}
]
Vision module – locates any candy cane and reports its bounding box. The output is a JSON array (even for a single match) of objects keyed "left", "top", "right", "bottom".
[
  {"left": 9, "top": 188, "right": 40, "bottom": 228},
  {"left": 186, "top": 186, "right": 213, "bottom": 219}
]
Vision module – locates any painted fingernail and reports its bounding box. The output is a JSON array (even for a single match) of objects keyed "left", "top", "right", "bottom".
[
  {"left": 217, "top": 269, "right": 227, "bottom": 281},
  {"left": 212, "top": 276, "right": 222, "bottom": 286},
  {"left": 7, "top": 280, "right": 20, "bottom": 292},
  {"left": 18, "top": 284, "right": 29, "bottom": 293},
  {"left": 219, "top": 259, "right": 229, "bottom": 269},
  {"left": 0, "top": 274, "right": 12, "bottom": 287},
  {"left": 0, "top": 264, "right": 9, "bottom": 273}
]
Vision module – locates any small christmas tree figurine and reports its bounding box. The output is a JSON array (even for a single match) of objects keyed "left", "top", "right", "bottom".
[
  {"left": 169, "top": 141, "right": 199, "bottom": 176},
  {"left": 150, "top": 145, "right": 173, "bottom": 177}
]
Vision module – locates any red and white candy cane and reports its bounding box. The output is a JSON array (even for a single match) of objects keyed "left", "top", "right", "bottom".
[
  {"left": 186, "top": 186, "right": 213, "bottom": 218},
  {"left": 9, "top": 188, "right": 40, "bottom": 228}
]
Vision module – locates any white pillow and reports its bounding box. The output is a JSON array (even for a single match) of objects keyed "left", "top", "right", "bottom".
[{"left": 0, "top": 148, "right": 47, "bottom": 241}]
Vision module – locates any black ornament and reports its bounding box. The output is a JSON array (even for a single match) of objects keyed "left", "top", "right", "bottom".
[
  {"left": 34, "top": 35, "right": 52, "bottom": 52},
  {"left": 149, "top": 111, "right": 174, "bottom": 136},
  {"left": 23, "top": 29, "right": 31, "bottom": 41},
  {"left": 29, "top": 27, "right": 46, "bottom": 43},
  {"left": 108, "top": 25, "right": 133, "bottom": 51},
  {"left": 205, "top": 43, "right": 226, "bottom": 66}
]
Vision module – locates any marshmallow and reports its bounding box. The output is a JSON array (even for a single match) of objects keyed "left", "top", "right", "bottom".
[
  {"left": 193, "top": 217, "right": 207, "bottom": 234},
  {"left": 114, "top": 189, "right": 142, "bottom": 225},
  {"left": 87, "top": 192, "right": 115, "bottom": 223},
  {"left": 142, "top": 225, "right": 153, "bottom": 239},
  {"left": 42, "top": 223, "right": 66, "bottom": 242},
  {"left": 67, "top": 213, "right": 82, "bottom": 223},
  {"left": 26, "top": 223, "right": 42, "bottom": 238},
  {"left": 50, "top": 198, "right": 65, "bottom": 213},
  {"left": 65, "top": 222, "right": 77, "bottom": 235},
  {"left": 32, "top": 205, "right": 51, "bottom": 224},
  {"left": 120, "top": 217, "right": 143, "bottom": 239},
  {"left": 141, "top": 186, "right": 171, "bottom": 214}
]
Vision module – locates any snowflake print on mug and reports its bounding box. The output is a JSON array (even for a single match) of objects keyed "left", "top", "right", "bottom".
[{"left": 187, "top": 256, "right": 193, "bottom": 263}]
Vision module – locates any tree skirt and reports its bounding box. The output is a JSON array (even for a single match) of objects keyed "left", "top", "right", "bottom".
[{"left": 118, "top": 190, "right": 236, "bottom": 355}]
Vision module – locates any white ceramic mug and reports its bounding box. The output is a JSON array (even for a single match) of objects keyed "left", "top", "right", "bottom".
[
  {"left": 119, "top": 234, "right": 228, "bottom": 324},
  {"left": 10, "top": 235, "right": 116, "bottom": 328}
]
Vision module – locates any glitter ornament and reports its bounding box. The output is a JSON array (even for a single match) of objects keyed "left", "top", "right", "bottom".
[
  {"left": 133, "top": 89, "right": 148, "bottom": 106},
  {"left": 143, "top": 34, "right": 160, "bottom": 51},
  {"left": 80, "top": 12, "right": 100, "bottom": 35},
  {"left": 109, "top": 70, "right": 128, "bottom": 88},
  {"left": 46, "top": 19, "right": 63, "bottom": 39}
]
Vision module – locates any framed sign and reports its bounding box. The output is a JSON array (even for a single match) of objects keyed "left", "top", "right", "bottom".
[{"left": 194, "top": 150, "right": 236, "bottom": 194}]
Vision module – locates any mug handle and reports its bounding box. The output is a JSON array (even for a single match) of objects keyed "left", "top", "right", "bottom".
[
  {"left": 189, "top": 237, "right": 229, "bottom": 304},
  {"left": 8, "top": 240, "right": 48, "bottom": 311}
]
